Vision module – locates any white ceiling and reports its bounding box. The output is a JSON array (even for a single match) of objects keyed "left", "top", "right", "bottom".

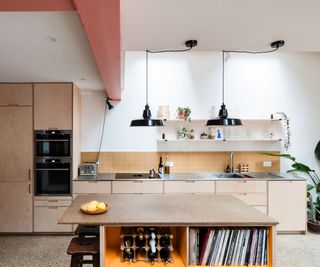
[
  {"left": 1, "top": 1, "right": 320, "bottom": 91},
  {"left": 0, "top": 12, "right": 104, "bottom": 90},
  {"left": 122, "top": 0, "right": 320, "bottom": 52}
]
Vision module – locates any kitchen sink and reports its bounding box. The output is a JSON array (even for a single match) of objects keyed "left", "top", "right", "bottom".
[
  {"left": 115, "top": 173, "right": 161, "bottom": 179},
  {"left": 212, "top": 173, "right": 246, "bottom": 178}
]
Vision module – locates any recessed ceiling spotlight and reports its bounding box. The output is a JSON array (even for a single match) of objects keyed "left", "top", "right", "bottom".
[
  {"left": 80, "top": 78, "right": 86, "bottom": 81},
  {"left": 45, "top": 36, "right": 57, "bottom": 43}
]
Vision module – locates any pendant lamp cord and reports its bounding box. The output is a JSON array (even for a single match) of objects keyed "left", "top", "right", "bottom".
[
  {"left": 146, "top": 50, "right": 149, "bottom": 105},
  {"left": 145, "top": 46, "right": 194, "bottom": 106},
  {"left": 222, "top": 50, "right": 225, "bottom": 105},
  {"left": 221, "top": 44, "right": 282, "bottom": 105}
]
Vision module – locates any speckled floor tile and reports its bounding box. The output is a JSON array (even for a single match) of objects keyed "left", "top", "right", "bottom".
[{"left": 0, "top": 233, "right": 319, "bottom": 267}]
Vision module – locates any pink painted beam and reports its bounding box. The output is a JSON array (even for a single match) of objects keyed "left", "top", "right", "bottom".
[
  {"left": 0, "top": 0, "right": 74, "bottom": 11},
  {"left": 73, "top": 0, "right": 121, "bottom": 100}
]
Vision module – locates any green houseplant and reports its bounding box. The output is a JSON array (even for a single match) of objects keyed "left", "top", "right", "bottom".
[
  {"left": 266, "top": 142, "right": 320, "bottom": 233},
  {"left": 176, "top": 107, "right": 191, "bottom": 122}
]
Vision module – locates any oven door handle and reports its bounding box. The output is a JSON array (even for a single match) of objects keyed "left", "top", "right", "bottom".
[
  {"left": 36, "top": 139, "right": 70, "bottom": 142},
  {"left": 36, "top": 168, "right": 70, "bottom": 171}
]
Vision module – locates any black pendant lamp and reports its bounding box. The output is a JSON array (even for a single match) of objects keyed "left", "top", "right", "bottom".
[
  {"left": 130, "top": 50, "right": 164, "bottom": 127},
  {"left": 206, "top": 51, "right": 242, "bottom": 126}
]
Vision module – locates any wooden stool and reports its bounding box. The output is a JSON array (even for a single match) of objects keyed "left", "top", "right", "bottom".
[
  {"left": 75, "top": 224, "right": 100, "bottom": 238},
  {"left": 67, "top": 237, "right": 100, "bottom": 267}
]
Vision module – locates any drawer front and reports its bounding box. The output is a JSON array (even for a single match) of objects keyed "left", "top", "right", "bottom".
[
  {"left": 34, "top": 206, "right": 72, "bottom": 232},
  {"left": 73, "top": 181, "right": 112, "bottom": 194},
  {"left": 216, "top": 181, "right": 267, "bottom": 193},
  {"left": 217, "top": 192, "right": 267, "bottom": 206},
  {"left": 34, "top": 196, "right": 72, "bottom": 207},
  {"left": 112, "top": 181, "right": 163, "bottom": 194},
  {"left": 34, "top": 200, "right": 72, "bottom": 207},
  {"left": 164, "top": 181, "right": 215, "bottom": 194}
]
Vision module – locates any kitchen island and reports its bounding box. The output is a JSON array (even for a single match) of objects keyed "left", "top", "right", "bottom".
[{"left": 59, "top": 194, "right": 278, "bottom": 266}]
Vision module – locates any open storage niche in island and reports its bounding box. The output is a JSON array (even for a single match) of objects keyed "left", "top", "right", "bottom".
[{"left": 59, "top": 194, "right": 277, "bottom": 267}]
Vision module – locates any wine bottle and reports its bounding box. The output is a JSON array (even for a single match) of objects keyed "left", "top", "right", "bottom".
[
  {"left": 124, "top": 237, "right": 134, "bottom": 262},
  {"left": 158, "top": 157, "right": 164, "bottom": 174},
  {"left": 148, "top": 228, "right": 157, "bottom": 264},
  {"left": 160, "top": 247, "right": 171, "bottom": 263},
  {"left": 136, "top": 227, "right": 146, "bottom": 249}
]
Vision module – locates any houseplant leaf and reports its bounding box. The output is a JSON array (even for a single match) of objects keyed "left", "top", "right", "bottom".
[
  {"left": 315, "top": 141, "right": 320, "bottom": 161},
  {"left": 291, "top": 162, "right": 312, "bottom": 173},
  {"left": 263, "top": 152, "right": 296, "bottom": 161},
  {"left": 307, "top": 184, "right": 315, "bottom": 191}
]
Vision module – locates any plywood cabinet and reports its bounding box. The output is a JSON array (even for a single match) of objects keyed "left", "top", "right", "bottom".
[
  {"left": 164, "top": 180, "right": 215, "bottom": 194},
  {"left": 73, "top": 181, "right": 112, "bottom": 194},
  {"left": 268, "top": 180, "right": 306, "bottom": 233},
  {"left": 0, "top": 83, "right": 33, "bottom": 106},
  {"left": 112, "top": 181, "right": 163, "bottom": 194},
  {"left": 34, "top": 196, "right": 72, "bottom": 232},
  {"left": 34, "top": 83, "right": 73, "bottom": 130},
  {"left": 216, "top": 180, "right": 267, "bottom": 193},
  {"left": 0, "top": 182, "right": 32, "bottom": 232},
  {"left": 0, "top": 107, "right": 33, "bottom": 182}
]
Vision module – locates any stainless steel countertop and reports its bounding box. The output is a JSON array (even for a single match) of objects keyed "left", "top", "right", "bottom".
[{"left": 74, "top": 172, "right": 306, "bottom": 181}]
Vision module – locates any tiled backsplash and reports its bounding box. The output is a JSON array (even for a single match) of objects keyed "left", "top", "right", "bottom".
[{"left": 81, "top": 151, "right": 280, "bottom": 173}]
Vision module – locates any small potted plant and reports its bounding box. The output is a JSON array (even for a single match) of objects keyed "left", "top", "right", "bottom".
[
  {"left": 176, "top": 107, "right": 191, "bottom": 122},
  {"left": 266, "top": 140, "right": 320, "bottom": 233},
  {"left": 176, "top": 126, "right": 191, "bottom": 139}
]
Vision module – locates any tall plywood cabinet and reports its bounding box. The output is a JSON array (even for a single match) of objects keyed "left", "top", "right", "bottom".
[{"left": 0, "top": 84, "right": 33, "bottom": 232}]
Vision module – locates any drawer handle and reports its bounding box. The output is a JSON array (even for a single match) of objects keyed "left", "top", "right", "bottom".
[
  {"left": 48, "top": 200, "right": 58, "bottom": 203},
  {"left": 28, "top": 184, "right": 31, "bottom": 194},
  {"left": 48, "top": 128, "right": 58, "bottom": 130},
  {"left": 88, "top": 181, "right": 98, "bottom": 183},
  {"left": 237, "top": 181, "right": 247, "bottom": 183},
  {"left": 185, "top": 180, "right": 195, "bottom": 183},
  {"left": 133, "top": 181, "right": 143, "bottom": 183},
  {"left": 48, "top": 207, "right": 58, "bottom": 209},
  {"left": 236, "top": 193, "right": 247, "bottom": 196},
  {"left": 28, "top": 169, "right": 31, "bottom": 181}
]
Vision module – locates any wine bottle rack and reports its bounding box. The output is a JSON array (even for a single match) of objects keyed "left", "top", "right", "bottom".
[{"left": 120, "top": 227, "right": 174, "bottom": 264}]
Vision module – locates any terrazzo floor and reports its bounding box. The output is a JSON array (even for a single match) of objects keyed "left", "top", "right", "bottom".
[{"left": 0, "top": 233, "right": 319, "bottom": 267}]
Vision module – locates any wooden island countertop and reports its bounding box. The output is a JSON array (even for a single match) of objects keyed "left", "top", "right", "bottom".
[{"left": 59, "top": 194, "right": 277, "bottom": 227}]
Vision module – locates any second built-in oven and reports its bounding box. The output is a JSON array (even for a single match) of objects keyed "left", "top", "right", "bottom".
[
  {"left": 35, "top": 130, "right": 72, "bottom": 158},
  {"left": 35, "top": 158, "right": 72, "bottom": 195}
]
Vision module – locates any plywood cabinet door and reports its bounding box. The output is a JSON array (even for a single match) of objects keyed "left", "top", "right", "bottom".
[
  {"left": 268, "top": 181, "right": 306, "bottom": 232},
  {"left": 0, "top": 83, "right": 33, "bottom": 106},
  {"left": 0, "top": 107, "right": 33, "bottom": 182},
  {"left": 0, "top": 182, "right": 32, "bottom": 232},
  {"left": 34, "top": 83, "right": 73, "bottom": 130}
]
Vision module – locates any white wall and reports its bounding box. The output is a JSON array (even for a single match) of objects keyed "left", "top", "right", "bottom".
[{"left": 81, "top": 51, "right": 320, "bottom": 173}]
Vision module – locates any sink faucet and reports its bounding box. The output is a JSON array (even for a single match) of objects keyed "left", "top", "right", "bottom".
[{"left": 230, "top": 152, "right": 234, "bottom": 173}]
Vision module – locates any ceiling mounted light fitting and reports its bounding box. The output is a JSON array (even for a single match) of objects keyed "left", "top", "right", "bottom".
[
  {"left": 130, "top": 40, "right": 198, "bottom": 127},
  {"left": 206, "top": 40, "right": 285, "bottom": 127}
]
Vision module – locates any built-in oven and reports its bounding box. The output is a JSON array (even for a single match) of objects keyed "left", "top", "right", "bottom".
[
  {"left": 35, "top": 130, "right": 72, "bottom": 158},
  {"left": 35, "top": 158, "right": 72, "bottom": 195}
]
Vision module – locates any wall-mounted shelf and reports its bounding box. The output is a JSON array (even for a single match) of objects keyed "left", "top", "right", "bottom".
[
  {"left": 157, "top": 117, "right": 283, "bottom": 152},
  {"left": 157, "top": 139, "right": 282, "bottom": 143}
]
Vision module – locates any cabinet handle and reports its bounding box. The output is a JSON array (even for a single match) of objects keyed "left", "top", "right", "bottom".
[
  {"left": 185, "top": 180, "right": 195, "bottom": 183},
  {"left": 28, "top": 184, "right": 31, "bottom": 194},
  {"left": 28, "top": 169, "right": 31, "bottom": 181},
  {"left": 48, "top": 128, "right": 58, "bottom": 130},
  {"left": 48, "top": 207, "right": 58, "bottom": 209},
  {"left": 88, "top": 181, "right": 98, "bottom": 183},
  {"left": 48, "top": 200, "right": 58, "bottom": 203},
  {"left": 133, "top": 181, "right": 143, "bottom": 183}
]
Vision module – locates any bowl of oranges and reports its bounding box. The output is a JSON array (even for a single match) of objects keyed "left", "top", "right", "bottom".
[{"left": 80, "top": 200, "right": 109, "bottom": 215}]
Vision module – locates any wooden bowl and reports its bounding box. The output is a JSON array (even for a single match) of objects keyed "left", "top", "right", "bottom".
[{"left": 80, "top": 202, "right": 109, "bottom": 215}]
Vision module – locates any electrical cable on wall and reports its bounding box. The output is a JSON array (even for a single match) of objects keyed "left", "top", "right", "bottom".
[{"left": 96, "top": 97, "right": 113, "bottom": 164}]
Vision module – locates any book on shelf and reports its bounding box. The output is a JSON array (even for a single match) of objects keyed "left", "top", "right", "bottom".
[{"left": 190, "top": 227, "right": 269, "bottom": 266}]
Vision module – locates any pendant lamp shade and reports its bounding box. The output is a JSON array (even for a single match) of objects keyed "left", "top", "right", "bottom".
[
  {"left": 130, "top": 104, "right": 164, "bottom": 126},
  {"left": 130, "top": 50, "right": 164, "bottom": 127},
  {"left": 206, "top": 104, "right": 242, "bottom": 126},
  {"left": 206, "top": 51, "right": 242, "bottom": 126}
]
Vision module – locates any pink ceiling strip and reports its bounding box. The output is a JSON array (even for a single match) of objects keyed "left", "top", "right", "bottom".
[
  {"left": 73, "top": 0, "right": 121, "bottom": 100},
  {"left": 0, "top": 0, "right": 74, "bottom": 11}
]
